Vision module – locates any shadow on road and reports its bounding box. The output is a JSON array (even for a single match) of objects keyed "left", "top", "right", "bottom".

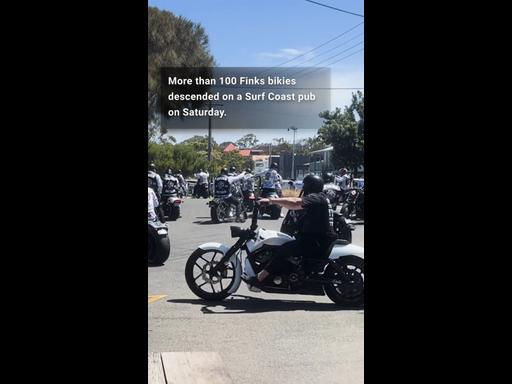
[
  {"left": 192, "top": 220, "right": 218, "bottom": 225},
  {"left": 167, "top": 294, "right": 363, "bottom": 314}
]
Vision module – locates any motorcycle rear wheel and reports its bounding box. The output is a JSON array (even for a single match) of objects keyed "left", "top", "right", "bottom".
[
  {"left": 185, "top": 249, "right": 236, "bottom": 301},
  {"left": 148, "top": 233, "right": 170, "bottom": 266},
  {"left": 324, "top": 256, "right": 364, "bottom": 307}
]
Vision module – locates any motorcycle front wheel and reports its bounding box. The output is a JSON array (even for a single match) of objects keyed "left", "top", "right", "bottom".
[{"left": 185, "top": 249, "right": 237, "bottom": 300}]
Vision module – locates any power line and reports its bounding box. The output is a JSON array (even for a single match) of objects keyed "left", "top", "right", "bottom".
[
  {"left": 287, "top": 32, "right": 364, "bottom": 67},
  {"left": 289, "top": 41, "right": 364, "bottom": 77},
  {"left": 271, "top": 21, "right": 364, "bottom": 68},
  {"left": 296, "top": 48, "right": 365, "bottom": 78},
  {"left": 305, "top": 0, "right": 364, "bottom": 17},
  {"left": 328, "top": 48, "right": 365, "bottom": 66}
]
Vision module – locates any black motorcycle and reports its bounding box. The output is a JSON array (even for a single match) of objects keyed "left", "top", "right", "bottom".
[
  {"left": 341, "top": 187, "right": 364, "bottom": 220},
  {"left": 258, "top": 187, "right": 282, "bottom": 219},
  {"left": 209, "top": 184, "right": 248, "bottom": 223},
  {"left": 148, "top": 218, "right": 170, "bottom": 266},
  {"left": 193, "top": 182, "right": 209, "bottom": 199}
]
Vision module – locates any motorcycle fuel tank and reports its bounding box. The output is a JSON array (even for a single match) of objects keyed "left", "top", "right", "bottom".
[{"left": 246, "top": 228, "right": 294, "bottom": 253}]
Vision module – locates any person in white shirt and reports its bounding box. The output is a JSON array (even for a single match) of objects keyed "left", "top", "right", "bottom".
[
  {"left": 336, "top": 168, "right": 351, "bottom": 191},
  {"left": 148, "top": 163, "right": 163, "bottom": 198},
  {"left": 194, "top": 169, "right": 210, "bottom": 198},
  {"left": 258, "top": 162, "right": 282, "bottom": 193},
  {"left": 175, "top": 169, "right": 187, "bottom": 196},
  {"left": 148, "top": 187, "right": 164, "bottom": 222}
]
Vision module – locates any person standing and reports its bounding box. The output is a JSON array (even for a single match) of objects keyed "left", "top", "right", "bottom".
[{"left": 148, "top": 163, "right": 163, "bottom": 199}]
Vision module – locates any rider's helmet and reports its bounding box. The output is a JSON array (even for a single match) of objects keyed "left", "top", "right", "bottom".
[
  {"left": 220, "top": 167, "right": 228, "bottom": 175},
  {"left": 302, "top": 174, "right": 324, "bottom": 196},
  {"left": 270, "top": 162, "right": 278, "bottom": 170},
  {"left": 149, "top": 163, "right": 156, "bottom": 172},
  {"left": 339, "top": 168, "right": 348, "bottom": 175},
  {"left": 229, "top": 166, "right": 237, "bottom": 174},
  {"left": 177, "top": 169, "right": 182, "bottom": 174},
  {"left": 245, "top": 168, "right": 251, "bottom": 173},
  {"left": 322, "top": 172, "right": 335, "bottom": 183},
  {"left": 166, "top": 168, "right": 172, "bottom": 175}
]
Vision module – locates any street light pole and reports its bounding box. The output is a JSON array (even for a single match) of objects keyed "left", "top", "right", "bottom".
[
  {"left": 207, "top": 101, "right": 223, "bottom": 163},
  {"left": 288, "top": 126, "right": 298, "bottom": 179}
]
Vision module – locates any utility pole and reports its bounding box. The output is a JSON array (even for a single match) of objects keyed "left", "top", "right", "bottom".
[
  {"left": 288, "top": 126, "right": 298, "bottom": 179},
  {"left": 207, "top": 101, "right": 223, "bottom": 162}
]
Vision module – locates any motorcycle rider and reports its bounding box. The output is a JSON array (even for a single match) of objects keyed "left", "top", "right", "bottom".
[
  {"left": 322, "top": 172, "right": 341, "bottom": 207},
  {"left": 336, "top": 168, "right": 352, "bottom": 194},
  {"left": 213, "top": 167, "right": 247, "bottom": 222},
  {"left": 148, "top": 186, "right": 165, "bottom": 223},
  {"left": 175, "top": 169, "right": 187, "bottom": 197},
  {"left": 148, "top": 163, "right": 163, "bottom": 199},
  {"left": 162, "top": 170, "right": 179, "bottom": 198},
  {"left": 195, "top": 168, "right": 209, "bottom": 197},
  {"left": 245, "top": 174, "right": 336, "bottom": 287},
  {"left": 242, "top": 168, "right": 254, "bottom": 194},
  {"left": 228, "top": 166, "right": 238, "bottom": 176},
  {"left": 240, "top": 168, "right": 255, "bottom": 208},
  {"left": 259, "top": 162, "right": 282, "bottom": 196}
]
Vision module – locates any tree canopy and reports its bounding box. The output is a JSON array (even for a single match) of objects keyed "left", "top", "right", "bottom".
[
  {"left": 148, "top": 7, "right": 215, "bottom": 138},
  {"left": 318, "top": 91, "right": 364, "bottom": 171}
]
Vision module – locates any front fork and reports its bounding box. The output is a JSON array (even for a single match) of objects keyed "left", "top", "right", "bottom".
[{"left": 210, "top": 238, "right": 245, "bottom": 276}]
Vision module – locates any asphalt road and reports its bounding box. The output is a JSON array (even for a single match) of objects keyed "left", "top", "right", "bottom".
[{"left": 148, "top": 198, "right": 364, "bottom": 384}]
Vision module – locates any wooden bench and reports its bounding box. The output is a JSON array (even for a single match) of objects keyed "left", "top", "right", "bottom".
[{"left": 148, "top": 352, "right": 234, "bottom": 384}]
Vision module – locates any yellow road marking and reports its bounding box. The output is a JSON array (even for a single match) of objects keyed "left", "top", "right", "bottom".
[{"left": 148, "top": 295, "right": 167, "bottom": 303}]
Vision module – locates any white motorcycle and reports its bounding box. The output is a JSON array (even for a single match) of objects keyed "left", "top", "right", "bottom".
[{"left": 185, "top": 202, "right": 364, "bottom": 307}]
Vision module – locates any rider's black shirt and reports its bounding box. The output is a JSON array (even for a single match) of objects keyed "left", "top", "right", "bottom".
[{"left": 299, "top": 193, "right": 335, "bottom": 237}]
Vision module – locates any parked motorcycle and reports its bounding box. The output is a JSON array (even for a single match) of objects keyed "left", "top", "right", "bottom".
[
  {"left": 341, "top": 187, "right": 364, "bottom": 220},
  {"left": 148, "top": 218, "right": 170, "bottom": 266},
  {"left": 185, "top": 202, "right": 364, "bottom": 307}
]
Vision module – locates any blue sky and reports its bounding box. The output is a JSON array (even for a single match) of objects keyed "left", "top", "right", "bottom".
[{"left": 149, "top": 0, "right": 364, "bottom": 143}]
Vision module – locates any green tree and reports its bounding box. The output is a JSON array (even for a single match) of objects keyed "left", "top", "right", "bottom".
[
  {"left": 148, "top": 7, "right": 215, "bottom": 133},
  {"left": 318, "top": 92, "right": 364, "bottom": 171},
  {"left": 181, "top": 135, "right": 218, "bottom": 152},
  {"left": 236, "top": 133, "right": 259, "bottom": 149}
]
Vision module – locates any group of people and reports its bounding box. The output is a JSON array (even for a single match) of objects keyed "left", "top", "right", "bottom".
[
  {"left": 148, "top": 163, "right": 187, "bottom": 222},
  {"left": 212, "top": 162, "right": 283, "bottom": 222},
  {"left": 148, "top": 164, "right": 188, "bottom": 200}
]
